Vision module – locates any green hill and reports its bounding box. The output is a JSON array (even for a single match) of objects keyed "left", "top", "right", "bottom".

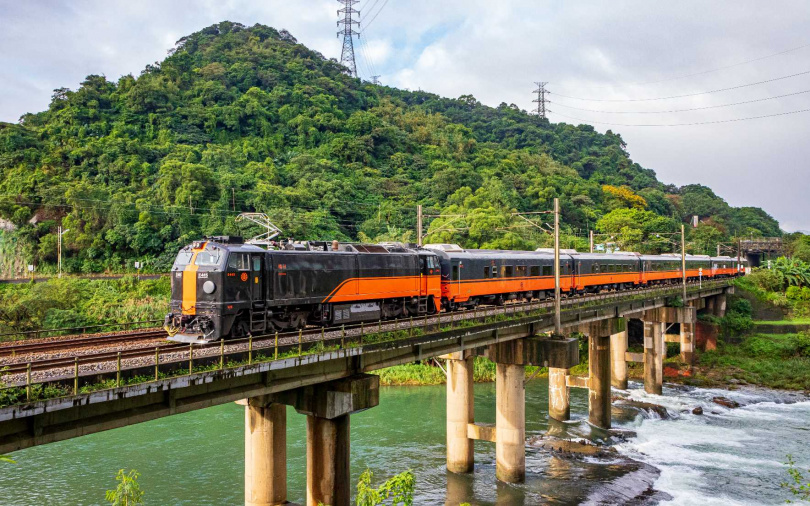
[{"left": 0, "top": 21, "right": 780, "bottom": 276}]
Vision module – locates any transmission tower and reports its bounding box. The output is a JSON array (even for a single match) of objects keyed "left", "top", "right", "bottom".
[
  {"left": 371, "top": 75, "right": 381, "bottom": 85},
  {"left": 337, "top": 0, "right": 360, "bottom": 77},
  {"left": 532, "top": 81, "right": 549, "bottom": 118}
]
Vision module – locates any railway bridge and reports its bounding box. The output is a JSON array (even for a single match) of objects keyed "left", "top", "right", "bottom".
[{"left": 0, "top": 280, "right": 733, "bottom": 506}]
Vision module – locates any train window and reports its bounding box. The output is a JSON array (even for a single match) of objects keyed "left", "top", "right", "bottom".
[
  {"left": 484, "top": 267, "right": 490, "bottom": 279},
  {"left": 543, "top": 266, "right": 552, "bottom": 276},
  {"left": 491, "top": 266, "right": 498, "bottom": 277},
  {"left": 516, "top": 266, "right": 526, "bottom": 277},
  {"left": 173, "top": 250, "right": 193, "bottom": 269},
  {"left": 228, "top": 253, "right": 249, "bottom": 270},
  {"left": 591, "top": 264, "right": 598, "bottom": 274},
  {"left": 505, "top": 266, "right": 514, "bottom": 277},
  {"left": 252, "top": 257, "right": 261, "bottom": 271},
  {"left": 195, "top": 250, "right": 222, "bottom": 266},
  {"left": 531, "top": 266, "right": 540, "bottom": 277},
  {"left": 452, "top": 265, "right": 459, "bottom": 281}
]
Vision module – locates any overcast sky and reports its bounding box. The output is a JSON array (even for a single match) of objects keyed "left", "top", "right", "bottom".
[{"left": 1, "top": 0, "right": 808, "bottom": 231}]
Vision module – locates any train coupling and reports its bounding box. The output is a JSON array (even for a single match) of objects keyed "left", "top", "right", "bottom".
[{"left": 164, "top": 314, "right": 216, "bottom": 344}]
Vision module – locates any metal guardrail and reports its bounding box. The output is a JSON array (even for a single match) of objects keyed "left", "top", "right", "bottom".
[{"left": 0, "top": 279, "right": 733, "bottom": 406}]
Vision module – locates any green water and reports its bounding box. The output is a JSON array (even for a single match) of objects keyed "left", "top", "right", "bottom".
[
  {"left": 0, "top": 380, "right": 589, "bottom": 505},
  {"left": 2, "top": 380, "right": 808, "bottom": 505}
]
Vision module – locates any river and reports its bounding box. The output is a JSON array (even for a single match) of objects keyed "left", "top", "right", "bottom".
[{"left": 0, "top": 379, "right": 807, "bottom": 505}]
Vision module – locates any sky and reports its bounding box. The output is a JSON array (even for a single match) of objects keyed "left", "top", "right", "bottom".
[{"left": 1, "top": 0, "right": 808, "bottom": 232}]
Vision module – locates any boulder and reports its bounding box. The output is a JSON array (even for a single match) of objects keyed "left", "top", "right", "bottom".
[
  {"left": 712, "top": 396, "right": 741, "bottom": 409},
  {"left": 692, "top": 406, "right": 703, "bottom": 415}
]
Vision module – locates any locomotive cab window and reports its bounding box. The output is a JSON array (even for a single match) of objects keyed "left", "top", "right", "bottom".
[
  {"left": 195, "top": 250, "right": 222, "bottom": 266},
  {"left": 173, "top": 250, "right": 193, "bottom": 269},
  {"left": 228, "top": 253, "right": 250, "bottom": 270},
  {"left": 252, "top": 257, "right": 261, "bottom": 271}
]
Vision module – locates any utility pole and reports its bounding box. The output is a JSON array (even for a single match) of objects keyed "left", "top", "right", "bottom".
[
  {"left": 681, "top": 225, "right": 687, "bottom": 303},
  {"left": 416, "top": 205, "right": 423, "bottom": 246},
  {"left": 371, "top": 75, "right": 380, "bottom": 85},
  {"left": 57, "top": 226, "right": 69, "bottom": 278},
  {"left": 589, "top": 229, "right": 594, "bottom": 253},
  {"left": 231, "top": 188, "right": 236, "bottom": 212},
  {"left": 337, "top": 0, "right": 360, "bottom": 78},
  {"left": 532, "top": 81, "right": 549, "bottom": 119},
  {"left": 554, "top": 198, "right": 561, "bottom": 334}
]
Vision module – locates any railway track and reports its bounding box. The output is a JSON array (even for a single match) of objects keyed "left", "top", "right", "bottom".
[
  {"left": 0, "top": 279, "right": 731, "bottom": 385},
  {"left": 0, "top": 329, "right": 168, "bottom": 358}
]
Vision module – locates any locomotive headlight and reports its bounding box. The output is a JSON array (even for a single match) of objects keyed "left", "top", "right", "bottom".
[{"left": 203, "top": 280, "right": 216, "bottom": 294}]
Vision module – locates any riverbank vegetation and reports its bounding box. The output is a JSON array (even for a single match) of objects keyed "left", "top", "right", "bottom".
[
  {"left": 0, "top": 21, "right": 782, "bottom": 278},
  {"left": 0, "top": 276, "right": 168, "bottom": 338}
]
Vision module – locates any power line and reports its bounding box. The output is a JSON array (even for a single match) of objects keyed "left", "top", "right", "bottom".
[
  {"left": 360, "top": 0, "right": 390, "bottom": 33},
  {"left": 554, "top": 41, "right": 810, "bottom": 89},
  {"left": 550, "top": 88, "right": 810, "bottom": 114},
  {"left": 551, "top": 107, "right": 810, "bottom": 127},
  {"left": 337, "top": 0, "right": 360, "bottom": 77},
  {"left": 551, "top": 69, "right": 810, "bottom": 102}
]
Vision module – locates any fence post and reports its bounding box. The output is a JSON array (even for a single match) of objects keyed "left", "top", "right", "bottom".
[
  {"left": 248, "top": 336, "right": 253, "bottom": 365},
  {"left": 189, "top": 343, "right": 194, "bottom": 374},
  {"left": 26, "top": 363, "right": 31, "bottom": 401},
  {"left": 298, "top": 329, "right": 303, "bottom": 356},
  {"left": 116, "top": 352, "right": 122, "bottom": 387},
  {"left": 74, "top": 357, "right": 79, "bottom": 395},
  {"left": 220, "top": 339, "right": 225, "bottom": 370},
  {"left": 361, "top": 321, "right": 364, "bottom": 338},
  {"left": 379, "top": 319, "right": 382, "bottom": 333},
  {"left": 341, "top": 325, "right": 345, "bottom": 349},
  {"left": 155, "top": 347, "right": 160, "bottom": 380},
  {"left": 409, "top": 317, "right": 413, "bottom": 337},
  {"left": 274, "top": 331, "right": 279, "bottom": 360}
]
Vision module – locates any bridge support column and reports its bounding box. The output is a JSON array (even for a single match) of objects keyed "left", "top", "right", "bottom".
[
  {"left": 548, "top": 367, "right": 570, "bottom": 422},
  {"left": 643, "top": 321, "right": 664, "bottom": 395},
  {"left": 306, "top": 414, "right": 350, "bottom": 506},
  {"left": 242, "top": 398, "right": 287, "bottom": 506},
  {"left": 495, "top": 362, "right": 525, "bottom": 483},
  {"left": 445, "top": 352, "right": 474, "bottom": 473},
  {"left": 610, "top": 328, "right": 628, "bottom": 390},
  {"left": 714, "top": 294, "right": 727, "bottom": 318},
  {"left": 680, "top": 320, "right": 694, "bottom": 364},
  {"left": 577, "top": 319, "right": 621, "bottom": 429},
  {"left": 273, "top": 373, "right": 378, "bottom": 506}
]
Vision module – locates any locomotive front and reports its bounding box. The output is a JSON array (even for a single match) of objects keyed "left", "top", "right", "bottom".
[{"left": 164, "top": 238, "right": 234, "bottom": 343}]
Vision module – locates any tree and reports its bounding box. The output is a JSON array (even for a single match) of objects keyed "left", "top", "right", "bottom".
[
  {"left": 782, "top": 454, "right": 810, "bottom": 503},
  {"left": 105, "top": 469, "right": 144, "bottom": 506},
  {"left": 355, "top": 468, "right": 415, "bottom": 506}
]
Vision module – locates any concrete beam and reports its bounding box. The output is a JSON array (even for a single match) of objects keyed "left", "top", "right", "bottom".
[
  {"left": 565, "top": 376, "right": 589, "bottom": 389},
  {"left": 291, "top": 374, "right": 379, "bottom": 420},
  {"left": 625, "top": 352, "right": 644, "bottom": 363},
  {"left": 467, "top": 422, "right": 496, "bottom": 443},
  {"left": 486, "top": 336, "right": 579, "bottom": 368},
  {"left": 627, "top": 306, "right": 696, "bottom": 324}
]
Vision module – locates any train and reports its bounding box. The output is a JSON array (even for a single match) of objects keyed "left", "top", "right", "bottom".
[{"left": 164, "top": 237, "right": 746, "bottom": 343}]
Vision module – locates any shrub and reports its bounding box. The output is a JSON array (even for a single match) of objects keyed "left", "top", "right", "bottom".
[
  {"left": 747, "top": 268, "right": 783, "bottom": 293},
  {"left": 787, "top": 286, "right": 802, "bottom": 301}
]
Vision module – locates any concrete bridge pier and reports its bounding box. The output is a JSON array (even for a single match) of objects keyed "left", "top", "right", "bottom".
[
  {"left": 250, "top": 374, "right": 378, "bottom": 506},
  {"left": 242, "top": 398, "right": 287, "bottom": 506},
  {"left": 495, "top": 361, "right": 525, "bottom": 483},
  {"left": 445, "top": 351, "right": 475, "bottom": 473},
  {"left": 574, "top": 319, "right": 622, "bottom": 429},
  {"left": 610, "top": 326, "right": 628, "bottom": 390},
  {"left": 548, "top": 367, "right": 570, "bottom": 422},
  {"left": 643, "top": 321, "right": 664, "bottom": 395}
]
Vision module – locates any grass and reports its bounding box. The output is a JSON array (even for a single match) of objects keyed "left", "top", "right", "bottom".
[
  {"left": 374, "top": 356, "right": 589, "bottom": 386},
  {"left": 692, "top": 332, "right": 810, "bottom": 391},
  {"left": 753, "top": 318, "right": 810, "bottom": 325}
]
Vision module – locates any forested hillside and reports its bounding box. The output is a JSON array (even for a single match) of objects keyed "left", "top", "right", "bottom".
[{"left": 0, "top": 22, "right": 781, "bottom": 276}]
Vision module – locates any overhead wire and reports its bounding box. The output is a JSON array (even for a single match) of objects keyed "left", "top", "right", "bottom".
[
  {"left": 551, "top": 107, "right": 810, "bottom": 127},
  {"left": 552, "top": 41, "right": 810, "bottom": 89},
  {"left": 550, "top": 88, "right": 810, "bottom": 114},
  {"left": 360, "top": 0, "right": 390, "bottom": 33},
  {"left": 551, "top": 69, "right": 810, "bottom": 102}
]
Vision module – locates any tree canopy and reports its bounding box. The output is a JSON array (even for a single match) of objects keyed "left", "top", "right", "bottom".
[{"left": 0, "top": 21, "right": 782, "bottom": 275}]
